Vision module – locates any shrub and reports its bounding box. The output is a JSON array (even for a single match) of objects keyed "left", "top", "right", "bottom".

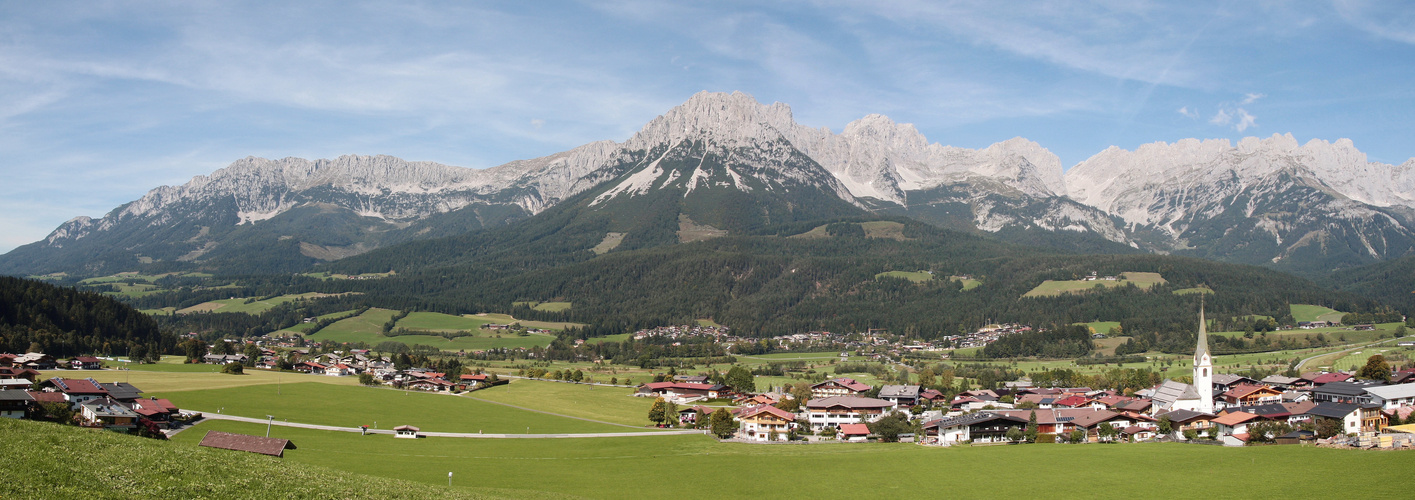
[
  {"left": 221, "top": 362, "right": 244, "bottom": 375},
  {"left": 1036, "top": 434, "right": 1057, "bottom": 444}
]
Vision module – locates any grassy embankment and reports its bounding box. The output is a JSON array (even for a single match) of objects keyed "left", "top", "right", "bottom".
[{"left": 0, "top": 418, "right": 553, "bottom": 500}]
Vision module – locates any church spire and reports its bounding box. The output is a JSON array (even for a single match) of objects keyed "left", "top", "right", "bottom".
[{"left": 1194, "top": 299, "right": 1209, "bottom": 363}]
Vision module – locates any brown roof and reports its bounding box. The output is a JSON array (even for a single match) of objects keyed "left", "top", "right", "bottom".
[
  {"left": 1212, "top": 411, "right": 1260, "bottom": 426},
  {"left": 198, "top": 431, "right": 296, "bottom": 457},
  {"left": 27, "top": 390, "right": 66, "bottom": 403},
  {"left": 394, "top": 425, "right": 420, "bottom": 432},
  {"left": 806, "top": 396, "right": 895, "bottom": 410},
  {"left": 737, "top": 404, "right": 796, "bottom": 422}
]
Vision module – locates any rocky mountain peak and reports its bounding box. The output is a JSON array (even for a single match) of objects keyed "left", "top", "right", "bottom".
[{"left": 623, "top": 91, "right": 796, "bottom": 151}]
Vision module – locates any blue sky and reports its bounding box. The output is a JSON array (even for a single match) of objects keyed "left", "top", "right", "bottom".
[{"left": 3, "top": 1, "right": 1414, "bottom": 252}]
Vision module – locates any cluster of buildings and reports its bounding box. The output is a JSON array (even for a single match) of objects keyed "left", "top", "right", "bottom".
[
  {"left": 637, "top": 307, "right": 1415, "bottom": 447},
  {"left": 630, "top": 325, "right": 735, "bottom": 342},
  {"left": 0, "top": 369, "right": 178, "bottom": 432}
]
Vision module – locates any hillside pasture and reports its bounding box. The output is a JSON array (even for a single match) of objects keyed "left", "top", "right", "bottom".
[
  {"left": 176, "top": 292, "right": 349, "bottom": 315},
  {"left": 167, "top": 420, "right": 1415, "bottom": 500},
  {"left": 1022, "top": 272, "right": 1167, "bottom": 298},
  {"left": 952, "top": 276, "right": 983, "bottom": 291},
  {"left": 1291, "top": 304, "right": 1347, "bottom": 323},
  {"left": 1172, "top": 286, "right": 1214, "bottom": 295},
  {"left": 875, "top": 270, "right": 934, "bottom": 282}
]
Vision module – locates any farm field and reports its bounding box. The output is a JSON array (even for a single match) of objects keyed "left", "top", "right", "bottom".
[
  {"left": 876, "top": 270, "right": 934, "bottom": 282},
  {"left": 469, "top": 379, "right": 655, "bottom": 427},
  {"left": 169, "top": 419, "right": 1415, "bottom": 499},
  {"left": 1022, "top": 272, "right": 1167, "bottom": 298},
  {"left": 176, "top": 292, "right": 349, "bottom": 315},
  {"left": 513, "top": 301, "right": 573, "bottom": 312},
  {"left": 270, "top": 309, "right": 361, "bottom": 336},
  {"left": 150, "top": 382, "right": 643, "bottom": 434},
  {"left": 1291, "top": 304, "right": 1347, "bottom": 324},
  {"left": 306, "top": 309, "right": 558, "bottom": 351},
  {"left": 1080, "top": 321, "right": 1122, "bottom": 335},
  {"left": 39, "top": 367, "right": 359, "bottom": 393},
  {"left": 953, "top": 276, "right": 982, "bottom": 291},
  {"left": 1172, "top": 286, "right": 1213, "bottom": 295}
]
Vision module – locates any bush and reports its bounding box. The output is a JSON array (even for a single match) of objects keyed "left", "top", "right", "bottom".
[
  {"left": 221, "top": 362, "right": 244, "bottom": 375},
  {"left": 1036, "top": 434, "right": 1057, "bottom": 444}
]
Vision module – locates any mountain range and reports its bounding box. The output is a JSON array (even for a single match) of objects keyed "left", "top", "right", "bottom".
[{"left": 4, "top": 91, "right": 1413, "bottom": 278}]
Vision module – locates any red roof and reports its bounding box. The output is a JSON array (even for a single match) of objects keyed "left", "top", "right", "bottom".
[
  {"left": 1213, "top": 411, "right": 1260, "bottom": 426},
  {"left": 72, "top": 356, "right": 103, "bottom": 363},
  {"left": 48, "top": 378, "right": 107, "bottom": 395},
  {"left": 1311, "top": 372, "right": 1352, "bottom": 384},
  {"left": 27, "top": 390, "right": 65, "bottom": 403},
  {"left": 839, "top": 423, "right": 871, "bottom": 436},
  {"left": 1223, "top": 384, "right": 1280, "bottom": 399},
  {"left": 1054, "top": 396, "right": 1092, "bottom": 407},
  {"left": 460, "top": 374, "right": 489, "bottom": 381},
  {"left": 737, "top": 404, "right": 796, "bottom": 422},
  {"left": 814, "top": 378, "right": 871, "bottom": 393}
]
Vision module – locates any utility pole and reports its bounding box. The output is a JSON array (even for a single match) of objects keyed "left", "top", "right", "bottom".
[{"left": 266, "top": 415, "right": 274, "bottom": 437}]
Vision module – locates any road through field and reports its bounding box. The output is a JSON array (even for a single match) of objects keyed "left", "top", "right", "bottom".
[
  {"left": 185, "top": 412, "right": 704, "bottom": 438},
  {"left": 1295, "top": 335, "right": 1413, "bottom": 370}
]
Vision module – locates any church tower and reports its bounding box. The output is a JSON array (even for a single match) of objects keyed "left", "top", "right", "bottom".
[{"left": 1193, "top": 301, "right": 1214, "bottom": 413}]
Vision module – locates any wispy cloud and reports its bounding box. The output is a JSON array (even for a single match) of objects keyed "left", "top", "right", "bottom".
[
  {"left": 1210, "top": 108, "right": 1232, "bottom": 126},
  {"left": 1178, "top": 106, "right": 1199, "bottom": 119},
  {"left": 1241, "top": 93, "right": 1266, "bottom": 104},
  {"left": 1335, "top": 0, "right": 1415, "bottom": 44}
]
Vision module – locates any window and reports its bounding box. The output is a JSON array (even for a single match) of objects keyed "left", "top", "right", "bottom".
[{"left": 1202, "top": 368, "right": 1208, "bottom": 377}]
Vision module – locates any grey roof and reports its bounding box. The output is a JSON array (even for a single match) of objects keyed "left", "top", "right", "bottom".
[
  {"left": 80, "top": 400, "right": 138, "bottom": 418},
  {"left": 1211, "top": 374, "right": 1254, "bottom": 386},
  {"left": 1153, "top": 380, "right": 1200, "bottom": 407},
  {"left": 1314, "top": 381, "right": 1380, "bottom": 397},
  {"left": 0, "top": 391, "right": 34, "bottom": 402},
  {"left": 879, "top": 385, "right": 920, "bottom": 399},
  {"left": 1261, "top": 375, "right": 1301, "bottom": 385},
  {"left": 924, "top": 411, "right": 1027, "bottom": 430},
  {"left": 1364, "top": 384, "right": 1415, "bottom": 400},
  {"left": 99, "top": 382, "right": 144, "bottom": 400},
  {"left": 1305, "top": 402, "right": 1360, "bottom": 419},
  {"left": 1156, "top": 409, "right": 1214, "bottom": 423}
]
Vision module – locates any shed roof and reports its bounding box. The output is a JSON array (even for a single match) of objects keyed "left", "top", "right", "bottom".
[{"left": 198, "top": 431, "right": 296, "bottom": 457}]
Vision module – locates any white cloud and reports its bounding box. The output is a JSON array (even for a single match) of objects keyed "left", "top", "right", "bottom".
[
  {"left": 1233, "top": 108, "right": 1257, "bottom": 132},
  {"left": 1210, "top": 108, "right": 1232, "bottom": 125},
  {"left": 1178, "top": 106, "right": 1199, "bottom": 119},
  {"left": 531, "top": 119, "right": 545, "bottom": 130},
  {"left": 1241, "top": 92, "right": 1265, "bottom": 104}
]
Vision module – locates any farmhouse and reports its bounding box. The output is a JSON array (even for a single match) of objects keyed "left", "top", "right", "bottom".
[
  {"left": 1220, "top": 384, "right": 1284, "bottom": 407},
  {"left": 0, "top": 390, "right": 34, "bottom": 419},
  {"left": 805, "top": 397, "right": 895, "bottom": 430},
  {"left": 735, "top": 405, "right": 796, "bottom": 442},
  {"left": 636, "top": 382, "right": 730, "bottom": 402},
  {"left": 68, "top": 356, "right": 105, "bottom": 370},
  {"left": 923, "top": 412, "right": 1028, "bottom": 445},
  {"left": 810, "top": 378, "right": 872, "bottom": 399}
]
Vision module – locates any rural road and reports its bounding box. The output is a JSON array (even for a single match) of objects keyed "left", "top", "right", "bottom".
[
  {"left": 182, "top": 411, "right": 704, "bottom": 439},
  {"left": 1295, "top": 334, "right": 1414, "bottom": 370}
]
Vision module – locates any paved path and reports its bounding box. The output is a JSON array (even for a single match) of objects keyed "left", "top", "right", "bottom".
[
  {"left": 184, "top": 411, "right": 703, "bottom": 439},
  {"left": 1295, "top": 335, "right": 1413, "bottom": 370}
]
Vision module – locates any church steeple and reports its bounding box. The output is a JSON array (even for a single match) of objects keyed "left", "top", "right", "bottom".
[{"left": 1193, "top": 299, "right": 1214, "bottom": 413}]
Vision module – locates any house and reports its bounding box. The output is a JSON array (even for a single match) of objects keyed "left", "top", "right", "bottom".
[
  {"left": 1304, "top": 402, "right": 1364, "bottom": 435},
  {"left": 810, "top": 378, "right": 872, "bottom": 399},
  {"left": 735, "top": 405, "right": 796, "bottom": 442},
  {"left": 293, "top": 361, "right": 326, "bottom": 374},
  {"left": 920, "top": 389, "right": 948, "bottom": 404},
  {"left": 1211, "top": 411, "right": 1260, "bottom": 438},
  {"left": 1154, "top": 409, "right": 1217, "bottom": 439},
  {"left": 79, "top": 399, "right": 139, "bottom": 430},
  {"left": 1260, "top": 375, "right": 1302, "bottom": 390},
  {"left": 69, "top": 356, "right": 105, "bottom": 370},
  {"left": 805, "top": 397, "right": 896, "bottom": 430},
  {"left": 0, "top": 390, "right": 34, "bottom": 419},
  {"left": 1114, "top": 399, "right": 1153, "bottom": 414},
  {"left": 129, "top": 397, "right": 179, "bottom": 425},
  {"left": 1363, "top": 384, "right": 1415, "bottom": 410},
  {"left": 838, "top": 423, "right": 872, "bottom": 442},
  {"left": 0, "top": 379, "right": 33, "bottom": 391},
  {"left": 198, "top": 430, "right": 297, "bottom": 457},
  {"left": 0, "top": 366, "right": 41, "bottom": 382},
  {"left": 1220, "top": 384, "right": 1284, "bottom": 407},
  {"left": 923, "top": 411, "right": 1027, "bottom": 445},
  {"left": 202, "top": 354, "right": 248, "bottom": 365},
  {"left": 678, "top": 405, "right": 713, "bottom": 426},
  {"left": 1211, "top": 374, "right": 1259, "bottom": 394},
  {"left": 406, "top": 378, "right": 455, "bottom": 392},
  {"left": 673, "top": 375, "right": 709, "bottom": 384},
  {"left": 325, "top": 364, "right": 355, "bottom": 376},
  {"left": 734, "top": 394, "right": 778, "bottom": 407},
  {"left": 12, "top": 353, "right": 56, "bottom": 370},
  {"left": 42, "top": 378, "right": 109, "bottom": 407},
  {"left": 1068, "top": 410, "right": 1135, "bottom": 442},
  {"left": 636, "top": 382, "right": 730, "bottom": 402},
  {"left": 394, "top": 425, "right": 421, "bottom": 438},
  {"left": 878, "top": 385, "right": 921, "bottom": 407},
  {"left": 1122, "top": 426, "right": 1156, "bottom": 442},
  {"left": 1307, "top": 372, "right": 1352, "bottom": 386},
  {"left": 1311, "top": 381, "right": 1381, "bottom": 404}
]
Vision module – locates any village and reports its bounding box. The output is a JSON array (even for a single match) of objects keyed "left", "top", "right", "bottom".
[{"left": 5, "top": 308, "right": 1415, "bottom": 451}]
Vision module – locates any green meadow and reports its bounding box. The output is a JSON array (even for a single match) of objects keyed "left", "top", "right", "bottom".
[
  {"left": 513, "top": 301, "right": 574, "bottom": 312},
  {"left": 305, "top": 309, "right": 559, "bottom": 351},
  {"left": 468, "top": 380, "right": 655, "bottom": 427},
  {"left": 167, "top": 419, "right": 1415, "bottom": 500},
  {"left": 1023, "top": 272, "right": 1167, "bottom": 297},
  {"left": 1290, "top": 304, "right": 1347, "bottom": 323},
  {"left": 150, "top": 382, "right": 642, "bottom": 434},
  {"left": 177, "top": 292, "right": 348, "bottom": 314},
  {"left": 876, "top": 270, "right": 934, "bottom": 282}
]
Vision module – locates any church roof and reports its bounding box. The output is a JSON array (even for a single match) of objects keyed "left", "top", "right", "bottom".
[{"left": 1153, "top": 380, "right": 1200, "bottom": 407}]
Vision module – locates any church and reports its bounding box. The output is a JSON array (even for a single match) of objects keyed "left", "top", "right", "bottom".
[{"left": 1151, "top": 304, "right": 1215, "bottom": 414}]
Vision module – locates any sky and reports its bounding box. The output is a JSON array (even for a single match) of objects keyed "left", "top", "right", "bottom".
[{"left": 3, "top": 0, "right": 1415, "bottom": 252}]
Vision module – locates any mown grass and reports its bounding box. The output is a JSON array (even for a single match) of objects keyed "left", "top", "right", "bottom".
[
  {"left": 308, "top": 309, "right": 560, "bottom": 351},
  {"left": 1291, "top": 304, "right": 1347, "bottom": 323},
  {"left": 40, "top": 367, "right": 359, "bottom": 393},
  {"left": 876, "top": 270, "right": 934, "bottom": 282},
  {"left": 468, "top": 379, "right": 655, "bottom": 427},
  {"left": 1172, "top": 286, "right": 1214, "bottom": 295},
  {"left": 0, "top": 418, "right": 551, "bottom": 500},
  {"left": 1022, "top": 272, "right": 1167, "bottom": 297},
  {"left": 952, "top": 276, "right": 983, "bottom": 291},
  {"left": 176, "top": 292, "right": 349, "bottom": 315},
  {"left": 149, "top": 382, "right": 637, "bottom": 434},
  {"left": 170, "top": 419, "right": 1415, "bottom": 500}
]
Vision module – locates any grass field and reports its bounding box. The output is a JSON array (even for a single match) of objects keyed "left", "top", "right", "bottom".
[
  {"left": 469, "top": 380, "right": 655, "bottom": 426},
  {"left": 876, "top": 270, "right": 934, "bottom": 282},
  {"left": 513, "top": 301, "right": 574, "bottom": 312},
  {"left": 1079, "top": 321, "right": 1122, "bottom": 335},
  {"left": 1291, "top": 304, "right": 1347, "bottom": 323},
  {"left": 39, "top": 367, "right": 360, "bottom": 393},
  {"left": 1023, "top": 272, "right": 1167, "bottom": 298},
  {"left": 151, "top": 382, "right": 642, "bottom": 434},
  {"left": 166, "top": 419, "right": 1415, "bottom": 499},
  {"left": 952, "top": 276, "right": 983, "bottom": 291},
  {"left": 308, "top": 309, "right": 557, "bottom": 351},
  {"left": 1172, "top": 286, "right": 1214, "bottom": 295},
  {"left": 0, "top": 419, "right": 532, "bottom": 500},
  {"left": 176, "top": 292, "right": 349, "bottom": 315}
]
